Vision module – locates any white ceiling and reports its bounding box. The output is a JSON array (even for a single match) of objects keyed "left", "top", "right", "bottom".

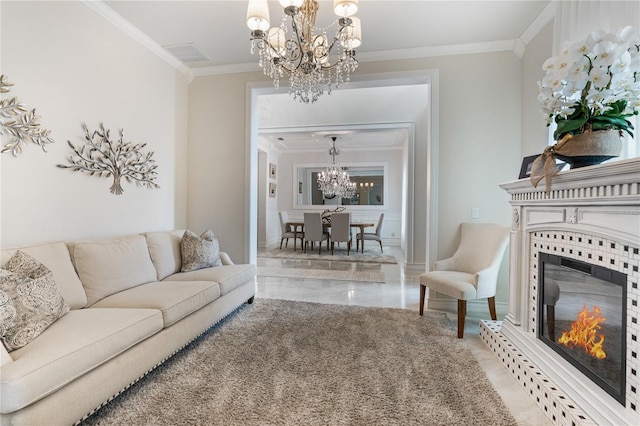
[
  {"left": 101, "top": 0, "right": 552, "bottom": 151},
  {"left": 104, "top": 0, "right": 552, "bottom": 71}
]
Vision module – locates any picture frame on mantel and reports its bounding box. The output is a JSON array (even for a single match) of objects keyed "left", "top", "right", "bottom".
[
  {"left": 519, "top": 155, "right": 568, "bottom": 179},
  {"left": 269, "top": 183, "right": 276, "bottom": 198},
  {"left": 518, "top": 155, "right": 539, "bottom": 179},
  {"left": 269, "top": 163, "right": 277, "bottom": 179}
]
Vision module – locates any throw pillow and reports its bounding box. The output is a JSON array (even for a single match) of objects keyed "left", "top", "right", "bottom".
[
  {"left": 0, "top": 251, "right": 70, "bottom": 351},
  {"left": 181, "top": 229, "right": 222, "bottom": 272}
]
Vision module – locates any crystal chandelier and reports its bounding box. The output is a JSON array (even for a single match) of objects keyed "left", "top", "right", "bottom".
[
  {"left": 246, "top": 0, "right": 361, "bottom": 104},
  {"left": 317, "top": 136, "right": 356, "bottom": 199},
  {"left": 359, "top": 182, "right": 374, "bottom": 192}
]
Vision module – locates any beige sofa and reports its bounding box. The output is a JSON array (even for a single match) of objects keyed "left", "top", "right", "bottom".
[{"left": 0, "top": 230, "right": 256, "bottom": 425}]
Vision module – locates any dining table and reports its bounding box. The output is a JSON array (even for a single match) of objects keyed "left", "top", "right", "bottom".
[{"left": 285, "top": 220, "right": 375, "bottom": 252}]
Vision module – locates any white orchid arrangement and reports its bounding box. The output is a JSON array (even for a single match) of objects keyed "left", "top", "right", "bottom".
[{"left": 538, "top": 26, "right": 640, "bottom": 141}]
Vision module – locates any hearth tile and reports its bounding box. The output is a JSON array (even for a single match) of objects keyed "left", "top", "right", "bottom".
[{"left": 480, "top": 320, "right": 598, "bottom": 426}]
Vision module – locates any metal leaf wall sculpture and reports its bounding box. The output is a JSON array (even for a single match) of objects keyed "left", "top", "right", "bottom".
[
  {"left": 0, "top": 74, "right": 55, "bottom": 156},
  {"left": 57, "top": 123, "right": 159, "bottom": 195}
]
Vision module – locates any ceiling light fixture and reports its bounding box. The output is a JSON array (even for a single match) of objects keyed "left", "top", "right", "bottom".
[
  {"left": 317, "top": 136, "right": 356, "bottom": 199},
  {"left": 246, "top": 0, "right": 361, "bottom": 104}
]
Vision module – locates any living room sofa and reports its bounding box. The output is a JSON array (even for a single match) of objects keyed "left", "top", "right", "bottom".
[{"left": 0, "top": 229, "right": 256, "bottom": 425}]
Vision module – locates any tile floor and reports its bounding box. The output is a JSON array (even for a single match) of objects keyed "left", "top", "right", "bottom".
[{"left": 256, "top": 246, "right": 552, "bottom": 426}]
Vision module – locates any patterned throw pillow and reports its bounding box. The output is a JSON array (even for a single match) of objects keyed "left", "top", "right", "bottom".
[
  {"left": 180, "top": 229, "right": 222, "bottom": 272},
  {"left": 0, "top": 251, "right": 70, "bottom": 351}
]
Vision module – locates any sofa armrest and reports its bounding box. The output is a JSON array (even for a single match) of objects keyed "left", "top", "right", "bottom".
[{"left": 219, "top": 252, "right": 234, "bottom": 265}]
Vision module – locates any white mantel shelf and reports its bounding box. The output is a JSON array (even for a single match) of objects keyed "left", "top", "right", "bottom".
[
  {"left": 483, "top": 157, "right": 640, "bottom": 426},
  {"left": 500, "top": 157, "right": 640, "bottom": 207}
]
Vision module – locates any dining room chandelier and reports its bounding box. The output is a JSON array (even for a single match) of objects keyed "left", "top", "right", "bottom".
[
  {"left": 246, "top": 0, "right": 361, "bottom": 104},
  {"left": 317, "top": 136, "right": 356, "bottom": 199}
]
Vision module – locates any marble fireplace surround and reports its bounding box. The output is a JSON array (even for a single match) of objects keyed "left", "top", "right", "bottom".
[{"left": 481, "top": 158, "right": 640, "bottom": 426}]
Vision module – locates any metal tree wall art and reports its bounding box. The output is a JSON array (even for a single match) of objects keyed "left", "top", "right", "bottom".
[
  {"left": 57, "top": 123, "right": 159, "bottom": 195},
  {"left": 0, "top": 74, "right": 55, "bottom": 156}
]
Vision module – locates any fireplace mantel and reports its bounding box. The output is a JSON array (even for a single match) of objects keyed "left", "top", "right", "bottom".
[{"left": 483, "top": 158, "right": 640, "bottom": 426}]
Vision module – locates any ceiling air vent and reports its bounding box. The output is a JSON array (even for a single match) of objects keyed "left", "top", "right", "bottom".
[{"left": 163, "top": 43, "right": 210, "bottom": 63}]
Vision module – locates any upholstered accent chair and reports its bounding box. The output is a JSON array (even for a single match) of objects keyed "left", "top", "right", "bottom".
[
  {"left": 419, "top": 222, "right": 510, "bottom": 338},
  {"left": 356, "top": 213, "right": 384, "bottom": 253},
  {"left": 303, "top": 213, "right": 330, "bottom": 254},
  {"left": 279, "top": 211, "right": 303, "bottom": 250},
  {"left": 330, "top": 213, "right": 352, "bottom": 255}
]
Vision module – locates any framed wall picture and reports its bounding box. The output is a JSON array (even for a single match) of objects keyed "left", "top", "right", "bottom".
[
  {"left": 269, "top": 163, "right": 277, "bottom": 179},
  {"left": 269, "top": 182, "right": 276, "bottom": 198},
  {"left": 518, "top": 155, "right": 539, "bottom": 179}
]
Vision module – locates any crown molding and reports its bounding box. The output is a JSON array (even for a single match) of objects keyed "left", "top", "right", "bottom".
[
  {"left": 520, "top": 1, "right": 556, "bottom": 45},
  {"left": 81, "top": 0, "right": 193, "bottom": 81},
  {"left": 191, "top": 39, "right": 518, "bottom": 77},
  {"left": 191, "top": 62, "right": 261, "bottom": 77},
  {"left": 358, "top": 39, "right": 517, "bottom": 62}
]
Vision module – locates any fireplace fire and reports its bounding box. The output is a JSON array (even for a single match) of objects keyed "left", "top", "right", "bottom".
[
  {"left": 558, "top": 304, "right": 606, "bottom": 359},
  {"left": 538, "top": 253, "right": 627, "bottom": 405}
]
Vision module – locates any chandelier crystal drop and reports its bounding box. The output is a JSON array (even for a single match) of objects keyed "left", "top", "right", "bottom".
[
  {"left": 246, "top": 0, "right": 361, "bottom": 104},
  {"left": 317, "top": 136, "right": 356, "bottom": 199}
]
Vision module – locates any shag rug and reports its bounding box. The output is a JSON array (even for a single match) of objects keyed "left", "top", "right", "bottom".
[
  {"left": 258, "top": 266, "right": 386, "bottom": 283},
  {"left": 259, "top": 246, "right": 397, "bottom": 264},
  {"left": 80, "top": 299, "right": 516, "bottom": 426}
]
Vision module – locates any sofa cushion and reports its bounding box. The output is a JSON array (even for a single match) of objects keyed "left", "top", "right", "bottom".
[
  {"left": 0, "top": 252, "right": 70, "bottom": 351},
  {"left": 0, "top": 308, "right": 162, "bottom": 413},
  {"left": 1, "top": 242, "right": 87, "bottom": 309},
  {"left": 90, "top": 281, "right": 220, "bottom": 327},
  {"left": 180, "top": 229, "right": 222, "bottom": 272},
  {"left": 69, "top": 235, "right": 157, "bottom": 306},
  {"left": 166, "top": 264, "right": 256, "bottom": 296},
  {"left": 144, "top": 230, "right": 184, "bottom": 280}
]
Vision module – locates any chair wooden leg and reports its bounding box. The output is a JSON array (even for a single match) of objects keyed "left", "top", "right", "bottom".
[
  {"left": 457, "top": 299, "right": 466, "bottom": 338},
  {"left": 488, "top": 296, "right": 497, "bottom": 321},
  {"left": 331, "top": 242, "right": 334, "bottom": 255},
  {"left": 280, "top": 238, "right": 284, "bottom": 249},
  {"left": 419, "top": 285, "right": 426, "bottom": 316},
  {"left": 378, "top": 240, "right": 383, "bottom": 253}
]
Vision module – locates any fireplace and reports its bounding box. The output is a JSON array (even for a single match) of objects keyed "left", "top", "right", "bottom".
[
  {"left": 538, "top": 252, "right": 627, "bottom": 405},
  {"left": 479, "top": 158, "right": 640, "bottom": 425}
]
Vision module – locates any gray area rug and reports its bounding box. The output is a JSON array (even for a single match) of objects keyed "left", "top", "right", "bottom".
[
  {"left": 258, "top": 266, "right": 386, "bottom": 283},
  {"left": 81, "top": 299, "right": 516, "bottom": 426},
  {"left": 259, "top": 246, "right": 397, "bottom": 264}
]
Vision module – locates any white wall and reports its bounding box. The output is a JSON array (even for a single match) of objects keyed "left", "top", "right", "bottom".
[
  {"left": 521, "top": 20, "right": 554, "bottom": 157},
  {"left": 0, "top": 1, "right": 188, "bottom": 247},
  {"left": 257, "top": 138, "right": 281, "bottom": 250}
]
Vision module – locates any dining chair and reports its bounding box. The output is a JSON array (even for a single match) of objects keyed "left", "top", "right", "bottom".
[
  {"left": 418, "top": 222, "right": 510, "bottom": 338},
  {"left": 329, "top": 212, "right": 352, "bottom": 255},
  {"left": 303, "top": 213, "right": 330, "bottom": 254},
  {"left": 279, "top": 211, "right": 303, "bottom": 250},
  {"left": 356, "top": 213, "right": 384, "bottom": 253}
]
